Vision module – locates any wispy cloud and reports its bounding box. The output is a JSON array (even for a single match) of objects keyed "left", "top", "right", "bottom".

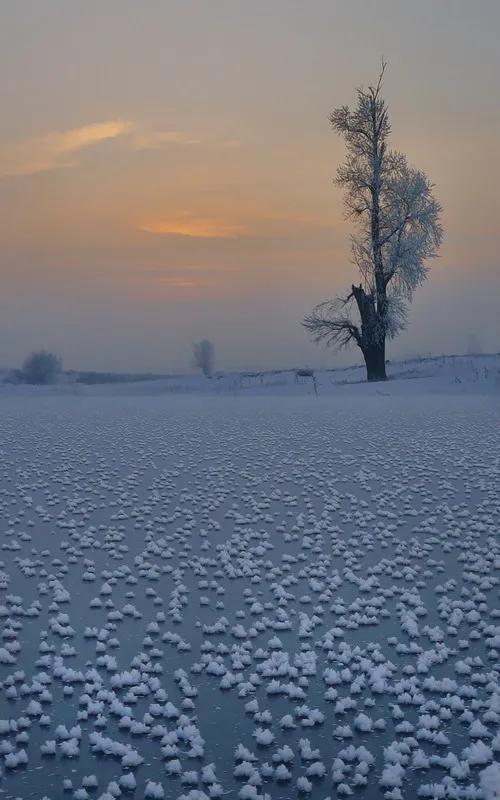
[
  {"left": 139, "top": 213, "right": 246, "bottom": 239},
  {"left": 0, "top": 120, "right": 239, "bottom": 177},
  {"left": 128, "top": 129, "right": 201, "bottom": 149},
  {"left": 0, "top": 120, "right": 131, "bottom": 177},
  {"left": 137, "top": 210, "right": 331, "bottom": 240},
  {"left": 152, "top": 276, "right": 211, "bottom": 290},
  {"left": 127, "top": 126, "right": 241, "bottom": 151}
]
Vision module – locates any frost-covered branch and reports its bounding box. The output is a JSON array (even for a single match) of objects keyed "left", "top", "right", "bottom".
[{"left": 303, "top": 295, "right": 361, "bottom": 349}]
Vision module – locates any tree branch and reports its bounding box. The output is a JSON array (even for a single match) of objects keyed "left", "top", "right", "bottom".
[{"left": 303, "top": 296, "right": 361, "bottom": 349}]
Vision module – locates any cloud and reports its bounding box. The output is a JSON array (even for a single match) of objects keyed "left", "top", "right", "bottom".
[
  {"left": 137, "top": 210, "right": 331, "bottom": 241},
  {"left": 128, "top": 129, "right": 201, "bottom": 149},
  {"left": 0, "top": 120, "right": 239, "bottom": 177},
  {"left": 152, "top": 276, "right": 211, "bottom": 290},
  {"left": 127, "top": 126, "right": 241, "bottom": 151},
  {"left": 139, "top": 213, "right": 246, "bottom": 239},
  {"left": 0, "top": 120, "right": 131, "bottom": 177}
]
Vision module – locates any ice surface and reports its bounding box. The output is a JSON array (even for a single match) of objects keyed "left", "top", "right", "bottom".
[{"left": 0, "top": 360, "right": 499, "bottom": 797}]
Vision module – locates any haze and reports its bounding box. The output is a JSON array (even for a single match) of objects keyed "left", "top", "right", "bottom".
[{"left": 1, "top": 0, "right": 499, "bottom": 373}]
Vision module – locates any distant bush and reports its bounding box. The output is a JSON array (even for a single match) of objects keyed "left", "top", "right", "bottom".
[
  {"left": 192, "top": 339, "right": 215, "bottom": 377},
  {"left": 69, "top": 370, "right": 164, "bottom": 385},
  {"left": 295, "top": 368, "right": 315, "bottom": 378},
  {"left": 22, "top": 350, "right": 61, "bottom": 384}
]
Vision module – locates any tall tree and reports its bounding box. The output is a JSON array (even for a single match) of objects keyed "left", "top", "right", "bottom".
[{"left": 304, "top": 65, "right": 442, "bottom": 381}]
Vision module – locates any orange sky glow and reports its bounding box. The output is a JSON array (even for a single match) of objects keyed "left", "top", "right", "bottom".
[{"left": 1, "top": 1, "right": 499, "bottom": 372}]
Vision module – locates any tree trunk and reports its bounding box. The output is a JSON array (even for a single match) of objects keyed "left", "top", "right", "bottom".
[
  {"left": 363, "top": 342, "right": 387, "bottom": 381},
  {"left": 351, "top": 284, "right": 387, "bottom": 382}
]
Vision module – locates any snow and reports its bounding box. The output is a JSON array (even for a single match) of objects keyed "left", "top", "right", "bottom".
[
  {"left": 480, "top": 764, "right": 500, "bottom": 800},
  {"left": 144, "top": 780, "right": 165, "bottom": 798},
  {"left": 0, "top": 353, "right": 499, "bottom": 798},
  {"left": 1, "top": 351, "right": 499, "bottom": 399}
]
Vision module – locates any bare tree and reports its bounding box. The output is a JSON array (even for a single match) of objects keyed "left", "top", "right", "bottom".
[
  {"left": 192, "top": 339, "right": 215, "bottom": 377},
  {"left": 304, "top": 64, "right": 442, "bottom": 381}
]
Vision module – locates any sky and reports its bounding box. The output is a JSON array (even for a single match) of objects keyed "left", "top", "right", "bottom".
[{"left": 1, "top": 0, "right": 499, "bottom": 373}]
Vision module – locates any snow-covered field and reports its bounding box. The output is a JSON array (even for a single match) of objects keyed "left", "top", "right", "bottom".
[
  {"left": 0, "top": 356, "right": 499, "bottom": 799},
  {"left": 2, "top": 352, "right": 499, "bottom": 399}
]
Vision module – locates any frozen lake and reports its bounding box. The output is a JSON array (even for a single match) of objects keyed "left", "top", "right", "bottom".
[{"left": 0, "top": 385, "right": 499, "bottom": 799}]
